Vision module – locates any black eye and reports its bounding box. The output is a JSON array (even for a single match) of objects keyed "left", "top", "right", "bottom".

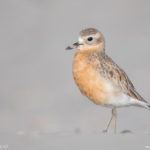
[{"left": 87, "top": 37, "right": 93, "bottom": 41}]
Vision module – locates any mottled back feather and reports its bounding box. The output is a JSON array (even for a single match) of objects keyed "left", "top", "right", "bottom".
[{"left": 87, "top": 51, "right": 147, "bottom": 103}]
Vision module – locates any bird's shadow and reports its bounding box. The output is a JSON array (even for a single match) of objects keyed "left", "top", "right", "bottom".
[{"left": 120, "top": 129, "right": 133, "bottom": 134}]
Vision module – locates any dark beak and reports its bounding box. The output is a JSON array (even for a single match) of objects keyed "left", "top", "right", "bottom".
[{"left": 66, "top": 42, "right": 83, "bottom": 50}]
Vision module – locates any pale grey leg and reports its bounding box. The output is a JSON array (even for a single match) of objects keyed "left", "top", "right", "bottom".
[
  {"left": 103, "top": 108, "right": 117, "bottom": 133},
  {"left": 113, "top": 108, "right": 117, "bottom": 134},
  {"left": 103, "top": 109, "right": 114, "bottom": 133}
]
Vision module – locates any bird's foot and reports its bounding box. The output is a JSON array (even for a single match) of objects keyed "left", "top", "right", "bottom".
[{"left": 102, "top": 129, "right": 108, "bottom": 133}]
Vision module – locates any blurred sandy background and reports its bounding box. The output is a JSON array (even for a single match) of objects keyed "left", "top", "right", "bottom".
[{"left": 0, "top": 0, "right": 150, "bottom": 149}]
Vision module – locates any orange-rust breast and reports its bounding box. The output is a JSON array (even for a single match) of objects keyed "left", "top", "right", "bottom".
[{"left": 73, "top": 51, "right": 109, "bottom": 105}]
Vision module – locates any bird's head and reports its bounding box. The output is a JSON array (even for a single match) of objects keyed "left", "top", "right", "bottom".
[{"left": 66, "top": 28, "right": 105, "bottom": 52}]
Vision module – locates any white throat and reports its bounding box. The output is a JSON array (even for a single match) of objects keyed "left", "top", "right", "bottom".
[{"left": 78, "top": 37, "right": 83, "bottom": 50}]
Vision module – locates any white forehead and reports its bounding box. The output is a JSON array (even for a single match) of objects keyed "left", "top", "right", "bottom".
[{"left": 78, "top": 37, "right": 83, "bottom": 43}]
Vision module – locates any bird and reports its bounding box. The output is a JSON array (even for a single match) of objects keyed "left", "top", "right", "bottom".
[{"left": 66, "top": 28, "right": 150, "bottom": 133}]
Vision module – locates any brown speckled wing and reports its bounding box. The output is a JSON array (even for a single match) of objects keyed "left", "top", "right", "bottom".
[{"left": 97, "top": 52, "right": 147, "bottom": 103}]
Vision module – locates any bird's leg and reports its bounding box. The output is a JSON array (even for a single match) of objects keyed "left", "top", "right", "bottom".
[
  {"left": 112, "top": 108, "right": 117, "bottom": 134},
  {"left": 103, "top": 109, "right": 114, "bottom": 132}
]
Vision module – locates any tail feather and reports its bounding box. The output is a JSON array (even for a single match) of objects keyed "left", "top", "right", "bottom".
[
  {"left": 135, "top": 100, "right": 150, "bottom": 110},
  {"left": 143, "top": 102, "right": 150, "bottom": 110},
  {"left": 147, "top": 104, "right": 150, "bottom": 109}
]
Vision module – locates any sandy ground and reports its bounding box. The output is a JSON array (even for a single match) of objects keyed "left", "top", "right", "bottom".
[{"left": 0, "top": 131, "right": 150, "bottom": 150}]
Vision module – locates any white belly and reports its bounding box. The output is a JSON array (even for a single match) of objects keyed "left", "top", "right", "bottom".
[{"left": 103, "top": 92, "right": 148, "bottom": 109}]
